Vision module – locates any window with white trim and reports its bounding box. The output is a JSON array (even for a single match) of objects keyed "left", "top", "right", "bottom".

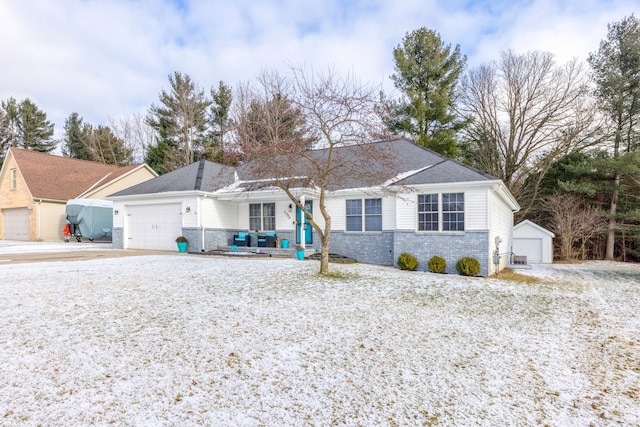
[
  {"left": 418, "top": 194, "right": 438, "bottom": 231},
  {"left": 346, "top": 198, "right": 382, "bottom": 231},
  {"left": 417, "top": 192, "right": 464, "bottom": 231},
  {"left": 10, "top": 169, "right": 17, "bottom": 190},
  {"left": 442, "top": 193, "right": 464, "bottom": 231},
  {"left": 249, "top": 203, "right": 275, "bottom": 231}
]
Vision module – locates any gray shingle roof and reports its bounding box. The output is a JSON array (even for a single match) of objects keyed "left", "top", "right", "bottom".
[
  {"left": 109, "top": 138, "right": 499, "bottom": 197},
  {"left": 396, "top": 158, "right": 497, "bottom": 185},
  {"left": 110, "top": 159, "right": 236, "bottom": 196}
]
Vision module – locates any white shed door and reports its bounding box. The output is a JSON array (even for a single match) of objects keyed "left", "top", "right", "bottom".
[
  {"left": 126, "top": 204, "right": 182, "bottom": 251},
  {"left": 3, "top": 208, "right": 30, "bottom": 241},
  {"left": 513, "top": 238, "right": 543, "bottom": 263}
]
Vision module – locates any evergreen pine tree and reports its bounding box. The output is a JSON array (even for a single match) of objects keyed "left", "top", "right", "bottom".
[{"left": 386, "top": 27, "right": 466, "bottom": 157}]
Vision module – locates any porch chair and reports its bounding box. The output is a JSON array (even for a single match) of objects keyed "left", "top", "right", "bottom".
[
  {"left": 257, "top": 232, "right": 277, "bottom": 248},
  {"left": 233, "top": 232, "right": 251, "bottom": 247}
]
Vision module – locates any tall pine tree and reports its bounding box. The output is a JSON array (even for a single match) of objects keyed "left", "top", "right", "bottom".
[
  {"left": 0, "top": 97, "right": 55, "bottom": 167},
  {"left": 206, "top": 81, "right": 233, "bottom": 163},
  {"left": 62, "top": 112, "right": 90, "bottom": 159},
  {"left": 385, "top": 28, "right": 466, "bottom": 157},
  {"left": 146, "top": 72, "right": 210, "bottom": 173},
  {"left": 588, "top": 14, "right": 640, "bottom": 260}
]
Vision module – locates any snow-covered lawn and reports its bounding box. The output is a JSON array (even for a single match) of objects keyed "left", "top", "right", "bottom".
[{"left": 0, "top": 243, "right": 638, "bottom": 426}]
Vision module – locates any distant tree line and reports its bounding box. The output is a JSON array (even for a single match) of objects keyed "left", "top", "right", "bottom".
[{"left": 1, "top": 14, "right": 638, "bottom": 263}]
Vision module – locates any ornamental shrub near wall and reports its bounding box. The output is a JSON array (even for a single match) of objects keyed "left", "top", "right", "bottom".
[
  {"left": 397, "top": 252, "right": 419, "bottom": 271},
  {"left": 456, "top": 256, "right": 481, "bottom": 276},
  {"left": 428, "top": 255, "right": 447, "bottom": 273}
]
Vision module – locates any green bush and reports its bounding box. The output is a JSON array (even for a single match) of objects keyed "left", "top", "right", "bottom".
[
  {"left": 397, "top": 252, "right": 419, "bottom": 271},
  {"left": 428, "top": 256, "right": 447, "bottom": 273},
  {"left": 456, "top": 257, "right": 481, "bottom": 276}
]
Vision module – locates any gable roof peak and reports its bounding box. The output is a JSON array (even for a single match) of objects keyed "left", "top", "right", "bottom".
[{"left": 7, "top": 147, "right": 143, "bottom": 200}]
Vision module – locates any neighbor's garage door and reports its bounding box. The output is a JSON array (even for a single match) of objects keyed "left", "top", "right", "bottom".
[
  {"left": 125, "top": 203, "right": 182, "bottom": 251},
  {"left": 3, "top": 208, "right": 30, "bottom": 241},
  {"left": 513, "top": 238, "right": 543, "bottom": 263}
]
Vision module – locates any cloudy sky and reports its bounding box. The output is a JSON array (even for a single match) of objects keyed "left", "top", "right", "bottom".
[{"left": 0, "top": 0, "right": 637, "bottom": 139}]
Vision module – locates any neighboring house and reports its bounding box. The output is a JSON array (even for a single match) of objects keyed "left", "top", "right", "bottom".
[
  {"left": 513, "top": 220, "right": 555, "bottom": 263},
  {"left": 0, "top": 147, "right": 157, "bottom": 241},
  {"left": 108, "top": 139, "right": 520, "bottom": 275}
]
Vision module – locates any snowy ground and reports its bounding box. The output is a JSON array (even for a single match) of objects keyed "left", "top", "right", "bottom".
[{"left": 0, "top": 243, "right": 639, "bottom": 426}]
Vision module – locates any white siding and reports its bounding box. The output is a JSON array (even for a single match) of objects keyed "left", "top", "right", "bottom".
[
  {"left": 465, "top": 188, "right": 488, "bottom": 230},
  {"left": 237, "top": 202, "right": 249, "bottom": 230},
  {"left": 112, "top": 202, "right": 125, "bottom": 228},
  {"left": 182, "top": 196, "right": 199, "bottom": 228},
  {"left": 200, "top": 198, "right": 238, "bottom": 229},
  {"left": 490, "top": 191, "right": 515, "bottom": 273},
  {"left": 276, "top": 201, "right": 296, "bottom": 230},
  {"left": 327, "top": 197, "right": 346, "bottom": 230},
  {"left": 326, "top": 193, "right": 393, "bottom": 231},
  {"left": 382, "top": 195, "right": 395, "bottom": 230},
  {"left": 311, "top": 199, "right": 325, "bottom": 230},
  {"left": 396, "top": 193, "right": 416, "bottom": 230},
  {"left": 395, "top": 185, "right": 489, "bottom": 231}
]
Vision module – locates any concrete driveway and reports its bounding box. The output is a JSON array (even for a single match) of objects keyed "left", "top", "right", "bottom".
[{"left": 0, "top": 241, "right": 180, "bottom": 264}]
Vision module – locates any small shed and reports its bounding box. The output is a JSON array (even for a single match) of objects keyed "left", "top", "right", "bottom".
[{"left": 512, "top": 220, "right": 555, "bottom": 263}]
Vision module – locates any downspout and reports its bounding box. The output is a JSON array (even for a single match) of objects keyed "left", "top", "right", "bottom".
[
  {"left": 195, "top": 160, "right": 206, "bottom": 252},
  {"left": 489, "top": 185, "right": 499, "bottom": 275},
  {"left": 200, "top": 194, "right": 206, "bottom": 252}
]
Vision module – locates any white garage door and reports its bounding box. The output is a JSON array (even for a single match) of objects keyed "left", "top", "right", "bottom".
[
  {"left": 3, "top": 208, "right": 30, "bottom": 241},
  {"left": 513, "top": 238, "right": 543, "bottom": 263},
  {"left": 125, "top": 203, "right": 182, "bottom": 251}
]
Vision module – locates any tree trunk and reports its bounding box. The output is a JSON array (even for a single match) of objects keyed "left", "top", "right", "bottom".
[
  {"left": 319, "top": 232, "right": 330, "bottom": 275},
  {"left": 605, "top": 171, "right": 620, "bottom": 260}
]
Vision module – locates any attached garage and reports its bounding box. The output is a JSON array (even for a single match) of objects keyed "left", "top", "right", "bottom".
[
  {"left": 513, "top": 220, "right": 555, "bottom": 263},
  {"left": 125, "top": 203, "right": 182, "bottom": 251},
  {"left": 3, "top": 208, "right": 30, "bottom": 241}
]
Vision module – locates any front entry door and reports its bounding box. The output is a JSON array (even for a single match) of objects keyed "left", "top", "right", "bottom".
[{"left": 296, "top": 201, "right": 313, "bottom": 245}]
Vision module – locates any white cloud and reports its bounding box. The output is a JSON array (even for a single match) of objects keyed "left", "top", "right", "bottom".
[{"left": 0, "top": 0, "right": 637, "bottom": 140}]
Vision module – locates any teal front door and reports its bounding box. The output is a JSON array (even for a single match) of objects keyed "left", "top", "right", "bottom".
[{"left": 296, "top": 201, "right": 313, "bottom": 245}]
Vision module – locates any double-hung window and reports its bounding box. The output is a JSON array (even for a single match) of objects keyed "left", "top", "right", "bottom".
[
  {"left": 249, "top": 203, "right": 275, "bottom": 231},
  {"left": 442, "top": 193, "right": 464, "bottom": 231},
  {"left": 364, "top": 198, "right": 382, "bottom": 231},
  {"left": 417, "top": 192, "right": 464, "bottom": 231},
  {"left": 418, "top": 194, "right": 438, "bottom": 231},
  {"left": 346, "top": 198, "right": 382, "bottom": 231},
  {"left": 10, "top": 169, "right": 17, "bottom": 190}
]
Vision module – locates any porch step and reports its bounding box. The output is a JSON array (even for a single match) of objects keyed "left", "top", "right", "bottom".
[{"left": 208, "top": 246, "right": 316, "bottom": 258}]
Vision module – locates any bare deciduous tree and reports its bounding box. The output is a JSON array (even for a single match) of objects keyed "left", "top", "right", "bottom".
[
  {"left": 459, "top": 50, "right": 601, "bottom": 211},
  {"left": 108, "top": 113, "right": 155, "bottom": 164},
  {"left": 234, "top": 67, "right": 394, "bottom": 275},
  {"left": 544, "top": 193, "right": 606, "bottom": 260}
]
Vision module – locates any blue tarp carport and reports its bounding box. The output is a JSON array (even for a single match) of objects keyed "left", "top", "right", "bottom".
[{"left": 65, "top": 199, "right": 113, "bottom": 241}]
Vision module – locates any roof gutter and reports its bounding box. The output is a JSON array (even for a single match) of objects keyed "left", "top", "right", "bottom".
[{"left": 106, "top": 190, "right": 211, "bottom": 201}]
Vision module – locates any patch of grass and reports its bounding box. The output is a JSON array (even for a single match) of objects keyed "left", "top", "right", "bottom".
[
  {"left": 492, "top": 268, "right": 543, "bottom": 284},
  {"left": 317, "top": 271, "right": 360, "bottom": 281}
]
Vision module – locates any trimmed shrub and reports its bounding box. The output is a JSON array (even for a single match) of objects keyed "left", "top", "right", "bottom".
[
  {"left": 456, "top": 257, "right": 481, "bottom": 276},
  {"left": 397, "top": 252, "right": 419, "bottom": 271},
  {"left": 428, "top": 256, "right": 447, "bottom": 273}
]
